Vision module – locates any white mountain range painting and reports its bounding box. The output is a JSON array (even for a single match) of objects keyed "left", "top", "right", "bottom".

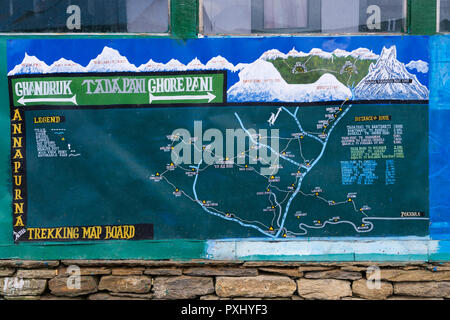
[{"left": 8, "top": 45, "right": 429, "bottom": 102}]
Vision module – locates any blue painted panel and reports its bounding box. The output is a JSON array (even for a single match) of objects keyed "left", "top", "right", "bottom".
[{"left": 429, "top": 35, "right": 450, "bottom": 239}]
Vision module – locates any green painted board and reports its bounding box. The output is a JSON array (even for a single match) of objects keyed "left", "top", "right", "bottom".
[
  {"left": 10, "top": 100, "right": 429, "bottom": 242},
  {"left": 10, "top": 72, "right": 225, "bottom": 107}
]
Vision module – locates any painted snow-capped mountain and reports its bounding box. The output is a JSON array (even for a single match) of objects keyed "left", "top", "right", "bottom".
[
  {"left": 330, "top": 48, "right": 379, "bottom": 60},
  {"left": 85, "top": 47, "right": 138, "bottom": 72},
  {"left": 8, "top": 44, "right": 428, "bottom": 102},
  {"left": 162, "top": 59, "right": 187, "bottom": 71},
  {"left": 227, "top": 59, "right": 352, "bottom": 102},
  {"left": 47, "top": 58, "right": 86, "bottom": 73},
  {"left": 186, "top": 58, "right": 207, "bottom": 70},
  {"left": 353, "top": 46, "right": 429, "bottom": 100},
  {"left": 137, "top": 59, "right": 166, "bottom": 72},
  {"left": 260, "top": 49, "right": 288, "bottom": 60},
  {"left": 308, "top": 48, "right": 333, "bottom": 59},
  {"left": 205, "top": 55, "right": 236, "bottom": 71},
  {"left": 8, "top": 53, "right": 49, "bottom": 75},
  {"left": 349, "top": 48, "right": 379, "bottom": 60},
  {"left": 260, "top": 47, "right": 379, "bottom": 61},
  {"left": 287, "top": 48, "right": 308, "bottom": 58}
]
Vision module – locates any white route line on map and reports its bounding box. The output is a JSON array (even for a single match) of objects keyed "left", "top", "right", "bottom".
[{"left": 155, "top": 97, "right": 428, "bottom": 238}]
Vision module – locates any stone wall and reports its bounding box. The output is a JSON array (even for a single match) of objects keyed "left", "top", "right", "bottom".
[{"left": 1, "top": 260, "right": 450, "bottom": 300}]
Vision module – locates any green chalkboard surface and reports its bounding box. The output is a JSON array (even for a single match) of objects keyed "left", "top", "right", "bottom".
[{"left": 9, "top": 72, "right": 429, "bottom": 242}]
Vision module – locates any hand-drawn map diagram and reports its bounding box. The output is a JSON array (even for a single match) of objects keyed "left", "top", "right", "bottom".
[{"left": 7, "top": 37, "right": 430, "bottom": 242}]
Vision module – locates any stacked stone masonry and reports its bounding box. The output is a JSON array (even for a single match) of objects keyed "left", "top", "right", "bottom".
[{"left": 0, "top": 260, "right": 450, "bottom": 300}]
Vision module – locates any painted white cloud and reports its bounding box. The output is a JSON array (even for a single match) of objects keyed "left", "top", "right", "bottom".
[{"left": 406, "top": 60, "right": 429, "bottom": 73}]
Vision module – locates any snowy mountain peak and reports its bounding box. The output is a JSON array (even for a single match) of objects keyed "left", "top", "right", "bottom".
[
  {"left": 86, "top": 46, "right": 138, "bottom": 72},
  {"left": 236, "top": 59, "right": 282, "bottom": 82},
  {"left": 372, "top": 46, "right": 398, "bottom": 69},
  {"left": 228, "top": 59, "right": 352, "bottom": 102},
  {"left": 287, "top": 47, "right": 308, "bottom": 57},
  {"left": 186, "top": 57, "right": 206, "bottom": 70},
  {"left": 47, "top": 58, "right": 86, "bottom": 73},
  {"left": 164, "top": 59, "right": 186, "bottom": 71},
  {"left": 137, "top": 59, "right": 166, "bottom": 71},
  {"left": 287, "top": 47, "right": 299, "bottom": 55},
  {"left": 308, "top": 48, "right": 333, "bottom": 59},
  {"left": 100, "top": 46, "right": 120, "bottom": 56},
  {"left": 260, "top": 49, "right": 288, "bottom": 60},
  {"left": 8, "top": 53, "right": 49, "bottom": 75},
  {"left": 205, "top": 55, "right": 236, "bottom": 71},
  {"left": 354, "top": 45, "right": 429, "bottom": 100},
  {"left": 379, "top": 46, "right": 397, "bottom": 60}
]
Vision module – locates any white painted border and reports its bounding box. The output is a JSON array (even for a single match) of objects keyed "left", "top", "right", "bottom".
[{"left": 206, "top": 239, "right": 440, "bottom": 260}]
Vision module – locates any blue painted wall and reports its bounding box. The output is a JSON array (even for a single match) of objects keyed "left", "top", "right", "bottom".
[{"left": 429, "top": 36, "right": 450, "bottom": 240}]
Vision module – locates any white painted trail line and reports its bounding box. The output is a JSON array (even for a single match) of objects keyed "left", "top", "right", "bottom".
[
  {"left": 149, "top": 92, "right": 216, "bottom": 103},
  {"left": 17, "top": 95, "right": 78, "bottom": 105}
]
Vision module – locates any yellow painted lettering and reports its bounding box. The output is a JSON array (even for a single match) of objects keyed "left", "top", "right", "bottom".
[
  {"left": 12, "top": 109, "right": 22, "bottom": 121},
  {"left": 12, "top": 123, "right": 22, "bottom": 134},
  {"left": 12, "top": 137, "right": 23, "bottom": 148},
  {"left": 14, "top": 215, "right": 24, "bottom": 227},
  {"left": 14, "top": 202, "right": 24, "bottom": 214},
  {"left": 14, "top": 175, "right": 22, "bottom": 186},
  {"left": 12, "top": 149, "right": 23, "bottom": 159},
  {"left": 14, "top": 189, "right": 22, "bottom": 200}
]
